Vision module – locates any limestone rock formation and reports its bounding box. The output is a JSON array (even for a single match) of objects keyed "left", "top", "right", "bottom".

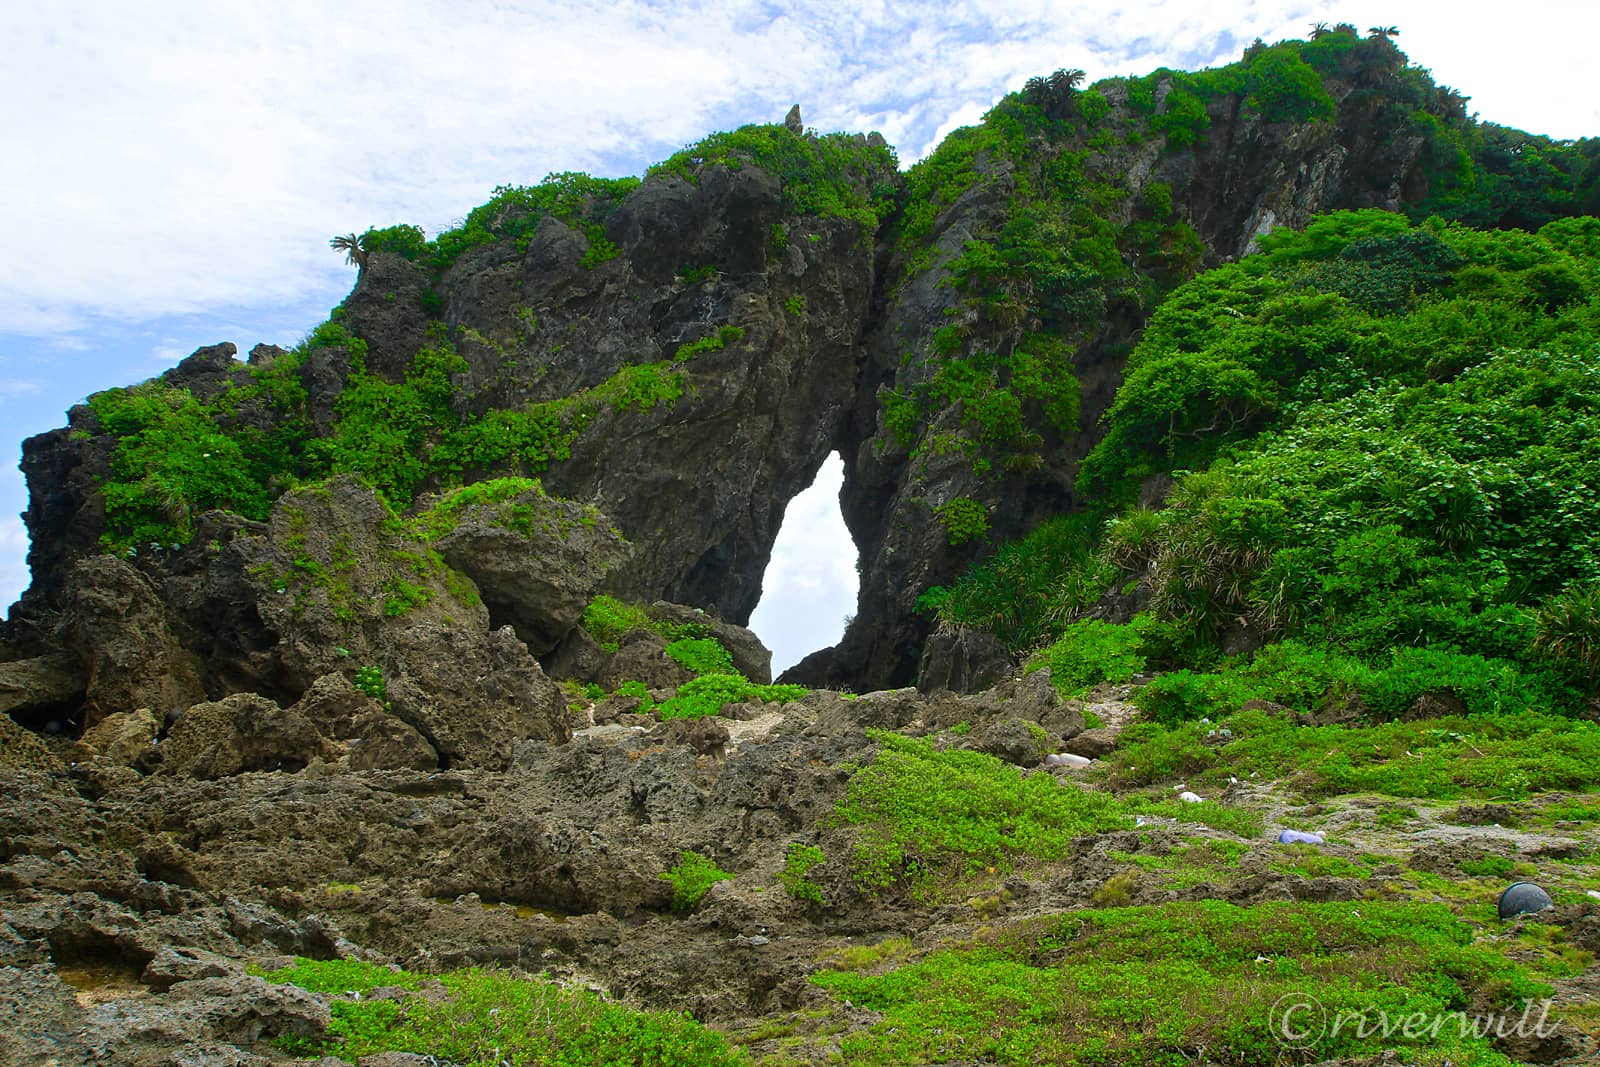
[
  {"left": 432, "top": 486, "right": 631, "bottom": 654},
  {"left": 9, "top": 34, "right": 1499, "bottom": 698}
]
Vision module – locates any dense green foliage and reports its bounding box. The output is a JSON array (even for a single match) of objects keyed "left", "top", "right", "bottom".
[
  {"left": 87, "top": 338, "right": 317, "bottom": 549},
  {"left": 922, "top": 200, "right": 1600, "bottom": 830},
  {"left": 649, "top": 123, "right": 897, "bottom": 232},
  {"left": 916, "top": 514, "right": 1111, "bottom": 651},
  {"left": 664, "top": 637, "right": 735, "bottom": 676},
  {"left": 262, "top": 958, "right": 745, "bottom": 1065},
  {"left": 1026, "top": 616, "right": 1147, "bottom": 695},
  {"left": 1119, "top": 349, "right": 1600, "bottom": 659},
  {"left": 1112, "top": 698, "right": 1600, "bottom": 801},
  {"left": 1079, "top": 211, "right": 1600, "bottom": 509},
  {"left": 809, "top": 900, "right": 1544, "bottom": 1065},
  {"left": 88, "top": 320, "right": 736, "bottom": 546},
  {"left": 580, "top": 595, "right": 659, "bottom": 653},
  {"left": 779, "top": 842, "right": 827, "bottom": 906},
  {"left": 366, "top": 171, "right": 642, "bottom": 277}
]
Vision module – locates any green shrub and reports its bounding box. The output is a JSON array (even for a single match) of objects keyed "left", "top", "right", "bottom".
[
  {"left": 655, "top": 674, "right": 807, "bottom": 720},
  {"left": 659, "top": 850, "right": 735, "bottom": 910},
  {"left": 90, "top": 382, "right": 280, "bottom": 549},
  {"left": 917, "top": 514, "right": 1112, "bottom": 653},
  {"left": 360, "top": 223, "right": 428, "bottom": 261},
  {"left": 649, "top": 123, "right": 896, "bottom": 233},
  {"left": 665, "top": 637, "right": 735, "bottom": 677},
  {"left": 935, "top": 497, "right": 989, "bottom": 547},
  {"left": 581, "top": 595, "right": 655, "bottom": 652},
  {"left": 1026, "top": 618, "right": 1146, "bottom": 695},
  {"left": 353, "top": 665, "right": 387, "bottom": 704},
  {"left": 1533, "top": 584, "right": 1600, "bottom": 688},
  {"left": 1133, "top": 669, "right": 1254, "bottom": 726},
  {"left": 780, "top": 843, "right": 827, "bottom": 906}
]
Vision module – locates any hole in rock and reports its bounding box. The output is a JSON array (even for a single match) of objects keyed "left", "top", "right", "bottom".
[
  {"left": 748, "top": 452, "right": 860, "bottom": 677},
  {"left": 8, "top": 700, "right": 83, "bottom": 740}
]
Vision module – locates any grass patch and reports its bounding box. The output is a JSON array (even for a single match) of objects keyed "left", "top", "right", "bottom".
[
  {"left": 1110, "top": 705, "right": 1600, "bottom": 801},
  {"left": 262, "top": 958, "right": 745, "bottom": 1065},
  {"left": 808, "top": 900, "right": 1548, "bottom": 1066},
  {"left": 831, "top": 731, "right": 1258, "bottom": 897},
  {"left": 659, "top": 850, "right": 734, "bottom": 910}
]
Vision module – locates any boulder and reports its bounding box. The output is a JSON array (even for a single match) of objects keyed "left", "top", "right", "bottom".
[
  {"left": 348, "top": 712, "right": 439, "bottom": 772},
  {"left": 966, "top": 717, "right": 1046, "bottom": 766},
  {"left": 287, "top": 672, "right": 386, "bottom": 740},
  {"left": 0, "top": 653, "right": 83, "bottom": 716},
  {"left": 434, "top": 488, "right": 632, "bottom": 655},
  {"left": 61, "top": 555, "right": 205, "bottom": 727},
  {"left": 1063, "top": 726, "right": 1119, "bottom": 758},
  {"left": 385, "top": 624, "right": 570, "bottom": 769},
  {"left": 0, "top": 713, "right": 65, "bottom": 774},
  {"left": 78, "top": 974, "right": 329, "bottom": 1061},
  {"left": 157, "top": 693, "right": 335, "bottom": 779},
  {"left": 601, "top": 629, "right": 692, "bottom": 692},
  {"left": 816, "top": 687, "right": 922, "bottom": 733},
  {"left": 141, "top": 945, "right": 245, "bottom": 991},
  {"left": 1011, "top": 669, "right": 1084, "bottom": 740},
  {"left": 543, "top": 626, "right": 609, "bottom": 685},
  {"left": 656, "top": 716, "right": 730, "bottom": 758},
  {"left": 78, "top": 707, "right": 160, "bottom": 767}
]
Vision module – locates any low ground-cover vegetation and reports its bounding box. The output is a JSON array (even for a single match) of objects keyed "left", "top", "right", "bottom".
[
  {"left": 804, "top": 900, "right": 1547, "bottom": 1066},
  {"left": 261, "top": 958, "right": 746, "bottom": 1066}
]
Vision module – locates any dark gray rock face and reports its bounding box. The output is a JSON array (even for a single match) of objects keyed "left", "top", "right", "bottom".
[{"left": 917, "top": 627, "right": 1014, "bottom": 694}]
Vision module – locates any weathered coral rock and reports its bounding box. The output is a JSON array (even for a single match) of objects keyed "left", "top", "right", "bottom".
[
  {"left": 434, "top": 487, "right": 632, "bottom": 654},
  {"left": 78, "top": 707, "right": 160, "bottom": 767},
  {"left": 61, "top": 555, "right": 205, "bottom": 728},
  {"left": 157, "top": 693, "right": 334, "bottom": 779}
]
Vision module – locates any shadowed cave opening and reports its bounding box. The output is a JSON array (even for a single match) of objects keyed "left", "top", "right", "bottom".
[{"left": 747, "top": 452, "right": 860, "bottom": 677}]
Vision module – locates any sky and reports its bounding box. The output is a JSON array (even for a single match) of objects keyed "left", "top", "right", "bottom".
[{"left": 4, "top": 1, "right": 1598, "bottom": 672}]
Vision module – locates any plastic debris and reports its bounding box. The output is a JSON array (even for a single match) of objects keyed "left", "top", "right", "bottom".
[
  {"left": 1045, "top": 752, "right": 1092, "bottom": 768},
  {"left": 1497, "top": 881, "right": 1554, "bottom": 920},
  {"left": 1277, "top": 830, "right": 1325, "bottom": 846},
  {"left": 1586, "top": 890, "right": 1600, "bottom": 901},
  {"left": 1178, "top": 791, "right": 1204, "bottom": 804}
]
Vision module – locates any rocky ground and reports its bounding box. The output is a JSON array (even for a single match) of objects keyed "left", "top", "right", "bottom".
[{"left": 4, "top": 666, "right": 1599, "bottom": 1066}]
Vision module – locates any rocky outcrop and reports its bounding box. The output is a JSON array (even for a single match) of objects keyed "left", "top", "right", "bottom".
[
  {"left": 0, "top": 653, "right": 82, "bottom": 718},
  {"left": 155, "top": 693, "right": 336, "bottom": 779},
  {"left": 61, "top": 556, "right": 206, "bottom": 729},
  {"left": 10, "top": 40, "right": 1479, "bottom": 700},
  {"left": 433, "top": 486, "right": 631, "bottom": 654}
]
